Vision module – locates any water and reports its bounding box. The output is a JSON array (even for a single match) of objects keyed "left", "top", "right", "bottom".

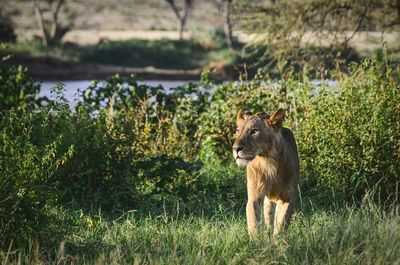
[
  {"left": 40, "top": 79, "right": 337, "bottom": 109},
  {"left": 40, "top": 80, "right": 193, "bottom": 108}
]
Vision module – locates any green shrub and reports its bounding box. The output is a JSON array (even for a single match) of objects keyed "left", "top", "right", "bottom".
[
  {"left": 298, "top": 60, "right": 400, "bottom": 200},
  {"left": 79, "top": 39, "right": 206, "bottom": 69},
  {"left": 0, "top": 62, "right": 45, "bottom": 111},
  {"left": 0, "top": 110, "right": 73, "bottom": 247}
]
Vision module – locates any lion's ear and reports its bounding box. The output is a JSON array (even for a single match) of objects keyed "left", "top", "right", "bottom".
[
  {"left": 236, "top": 108, "right": 252, "bottom": 125},
  {"left": 268, "top": 108, "right": 285, "bottom": 127},
  {"left": 255, "top": 112, "right": 270, "bottom": 121}
]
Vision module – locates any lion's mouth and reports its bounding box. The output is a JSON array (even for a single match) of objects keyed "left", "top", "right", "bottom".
[
  {"left": 235, "top": 156, "right": 254, "bottom": 167},
  {"left": 233, "top": 150, "right": 255, "bottom": 167},
  {"left": 236, "top": 156, "right": 254, "bottom": 161}
]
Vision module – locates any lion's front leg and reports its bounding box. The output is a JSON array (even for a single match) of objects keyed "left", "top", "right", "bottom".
[
  {"left": 246, "top": 199, "right": 262, "bottom": 235},
  {"left": 246, "top": 176, "right": 263, "bottom": 236}
]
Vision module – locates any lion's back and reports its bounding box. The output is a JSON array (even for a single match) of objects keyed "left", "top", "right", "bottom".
[{"left": 282, "top": 127, "right": 300, "bottom": 180}]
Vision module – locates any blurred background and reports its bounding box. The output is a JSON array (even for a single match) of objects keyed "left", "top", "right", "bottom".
[{"left": 1, "top": 0, "right": 399, "bottom": 82}]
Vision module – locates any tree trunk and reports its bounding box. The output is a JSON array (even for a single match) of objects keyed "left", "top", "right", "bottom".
[
  {"left": 49, "top": 0, "right": 64, "bottom": 41},
  {"left": 165, "top": 0, "right": 191, "bottom": 40},
  {"left": 179, "top": 2, "right": 190, "bottom": 40},
  {"left": 34, "top": 0, "right": 66, "bottom": 46},
  {"left": 223, "top": 0, "right": 233, "bottom": 49},
  {"left": 179, "top": 19, "right": 184, "bottom": 40},
  {"left": 34, "top": 0, "right": 49, "bottom": 46}
]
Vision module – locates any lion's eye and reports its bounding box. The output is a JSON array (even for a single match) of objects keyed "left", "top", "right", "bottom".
[
  {"left": 236, "top": 129, "right": 240, "bottom": 135},
  {"left": 250, "top": 129, "right": 258, "bottom": 134}
]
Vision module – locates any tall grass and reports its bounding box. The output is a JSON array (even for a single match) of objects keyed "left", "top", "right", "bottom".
[{"left": 1, "top": 193, "right": 399, "bottom": 264}]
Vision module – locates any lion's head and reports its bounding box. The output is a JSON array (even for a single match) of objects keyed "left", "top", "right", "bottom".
[{"left": 232, "top": 108, "right": 285, "bottom": 167}]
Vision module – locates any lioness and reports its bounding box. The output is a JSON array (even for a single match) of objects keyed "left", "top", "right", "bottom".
[{"left": 233, "top": 108, "right": 300, "bottom": 235}]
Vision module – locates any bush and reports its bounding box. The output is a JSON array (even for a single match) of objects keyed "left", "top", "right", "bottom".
[
  {"left": 79, "top": 39, "right": 206, "bottom": 69},
  {"left": 0, "top": 110, "right": 72, "bottom": 247},
  {"left": 297, "top": 60, "right": 400, "bottom": 200},
  {"left": 0, "top": 62, "right": 45, "bottom": 111}
]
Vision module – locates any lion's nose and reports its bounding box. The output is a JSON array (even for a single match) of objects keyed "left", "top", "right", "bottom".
[{"left": 233, "top": 146, "right": 244, "bottom": 153}]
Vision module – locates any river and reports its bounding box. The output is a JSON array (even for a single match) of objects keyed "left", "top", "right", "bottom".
[
  {"left": 40, "top": 80, "right": 192, "bottom": 108},
  {"left": 40, "top": 79, "right": 337, "bottom": 109}
]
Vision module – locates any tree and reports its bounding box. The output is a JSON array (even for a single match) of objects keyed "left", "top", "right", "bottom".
[
  {"left": 236, "top": 0, "right": 400, "bottom": 74},
  {"left": 34, "top": 0, "right": 73, "bottom": 46},
  {"left": 215, "top": 0, "right": 234, "bottom": 49},
  {"left": 165, "top": 0, "right": 193, "bottom": 40},
  {"left": 238, "top": 0, "right": 400, "bottom": 46}
]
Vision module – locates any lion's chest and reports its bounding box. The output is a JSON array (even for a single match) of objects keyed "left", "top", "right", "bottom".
[{"left": 247, "top": 157, "right": 289, "bottom": 201}]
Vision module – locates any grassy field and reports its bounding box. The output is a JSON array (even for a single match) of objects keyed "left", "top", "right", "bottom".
[{"left": 3, "top": 195, "right": 399, "bottom": 264}]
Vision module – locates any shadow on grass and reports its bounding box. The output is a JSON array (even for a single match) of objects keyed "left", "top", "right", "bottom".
[{"left": 77, "top": 39, "right": 239, "bottom": 69}]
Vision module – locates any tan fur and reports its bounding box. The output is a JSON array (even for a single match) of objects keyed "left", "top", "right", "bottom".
[{"left": 233, "top": 108, "right": 300, "bottom": 235}]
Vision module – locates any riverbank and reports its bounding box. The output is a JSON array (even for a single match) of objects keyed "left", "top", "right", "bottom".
[{"left": 5, "top": 54, "right": 203, "bottom": 81}]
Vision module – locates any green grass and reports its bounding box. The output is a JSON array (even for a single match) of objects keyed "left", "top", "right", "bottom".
[{"left": 2, "top": 197, "right": 399, "bottom": 265}]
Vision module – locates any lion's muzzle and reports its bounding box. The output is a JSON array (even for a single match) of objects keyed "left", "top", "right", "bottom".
[{"left": 233, "top": 145, "right": 254, "bottom": 167}]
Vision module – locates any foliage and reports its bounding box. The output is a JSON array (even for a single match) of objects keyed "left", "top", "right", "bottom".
[
  {"left": 242, "top": 43, "right": 360, "bottom": 79},
  {"left": 237, "top": 0, "right": 400, "bottom": 46},
  {"left": 79, "top": 39, "right": 238, "bottom": 69},
  {"left": 235, "top": 0, "right": 399, "bottom": 77},
  {"left": 0, "top": 73, "right": 210, "bottom": 247},
  {"left": 298, "top": 60, "right": 400, "bottom": 200},
  {"left": 0, "top": 109, "right": 72, "bottom": 247},
  {"left": 0, "top": 62, "right": 45, "bottom": 111}
]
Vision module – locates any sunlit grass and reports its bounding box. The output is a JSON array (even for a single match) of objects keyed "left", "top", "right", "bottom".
[{"left": 2, "top": 195, "right": 399, "bottom": 265}]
